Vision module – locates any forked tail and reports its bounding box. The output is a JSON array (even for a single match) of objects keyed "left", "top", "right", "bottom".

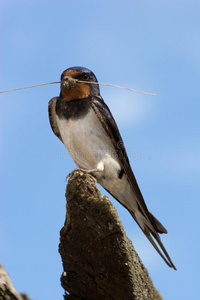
[{"left": 131, "top": 210, "right": 177, "bottom": 270}]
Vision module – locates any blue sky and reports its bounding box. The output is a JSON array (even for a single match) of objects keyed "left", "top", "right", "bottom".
[{"left": 0, "top": 1, "right": 200, "bottom": 299}]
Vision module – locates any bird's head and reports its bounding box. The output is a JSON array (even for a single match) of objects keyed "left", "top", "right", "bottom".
[{"left": 60, "top": 66, "right": 100, "bottom": 101}]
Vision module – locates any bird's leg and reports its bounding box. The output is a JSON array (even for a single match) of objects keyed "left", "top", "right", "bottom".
[
  {"left": 66, "top": 161, "right": 104, "bottom": 181},
  {"left": 80, "top": 161, "right": 104, "bottom": 173}
]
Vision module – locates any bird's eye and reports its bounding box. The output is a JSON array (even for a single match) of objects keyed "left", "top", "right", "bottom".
[{"left": 82, "top": 73, "right": 89, "bottom": 81}]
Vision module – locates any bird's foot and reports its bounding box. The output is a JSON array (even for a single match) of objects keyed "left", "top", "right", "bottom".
[
  {"left": 66, "top": 168, "right": 80, "bottom": 180},
  {"left": 66, "top": 168, "right": 97, "bottom": 182}
]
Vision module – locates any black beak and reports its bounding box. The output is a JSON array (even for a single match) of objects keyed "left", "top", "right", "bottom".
[{"left": 61, "top": 76, "right": 77, "bottom": 90}]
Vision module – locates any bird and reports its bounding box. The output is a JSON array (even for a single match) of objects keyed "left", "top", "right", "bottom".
[{"left": 48, "top": 66, "right": 176, "bottom": 270}]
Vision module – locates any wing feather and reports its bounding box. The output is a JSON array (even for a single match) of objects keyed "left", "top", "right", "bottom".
[
  {"left": 91, "top": 96, "right": 176, "bottom": 270},
  {"left": 48, "top": 97, "right": 63, "bottom": 143},
  {"left": 91, "top": 97, "right": 152, "bottom": 223}
]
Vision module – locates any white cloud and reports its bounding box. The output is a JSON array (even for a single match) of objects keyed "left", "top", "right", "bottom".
[{"left": 103, "top": 89, "right": 156, "bottom": 128}]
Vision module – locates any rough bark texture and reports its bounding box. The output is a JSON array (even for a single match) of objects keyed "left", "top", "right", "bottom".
[
  {"left": 59, "top": 170, "right": 162, "bottom": 300},
  {"left": 0, "top": 265, "right": 30, "bottom": 300}
]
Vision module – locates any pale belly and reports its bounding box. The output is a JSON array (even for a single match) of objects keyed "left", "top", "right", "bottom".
[
  {"left": 56, "top": 108, "right": 138, "bottom": 212},
  {"left": 56, "top": 109, "right": 120, "bottom": 175}
]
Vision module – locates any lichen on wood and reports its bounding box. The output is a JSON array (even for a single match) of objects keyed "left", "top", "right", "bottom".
[
  {"left": 59, "top": 170, "right": 161, "bottom": 300},
  {"left": 0, "top": 264, "right": 30, "bottom": 300}
]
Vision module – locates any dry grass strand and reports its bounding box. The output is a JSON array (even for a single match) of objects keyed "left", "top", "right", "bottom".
[{"left": 0, "top": 80, "right": 157, "bottom": 96}]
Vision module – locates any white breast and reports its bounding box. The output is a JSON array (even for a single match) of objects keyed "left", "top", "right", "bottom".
[
  {"left": 56, "top": 107, "right": 138, "bottom": 213},
  {"left": 56, "top": 108, "right": 120, "bottom": 173}
]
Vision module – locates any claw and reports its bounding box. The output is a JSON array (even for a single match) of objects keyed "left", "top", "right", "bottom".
[
  {"left": 66, "top": 168, "right": 97, "bottom": 182},
  {"left": 66, "top": 168, "right": 80, "bottom": 180}
]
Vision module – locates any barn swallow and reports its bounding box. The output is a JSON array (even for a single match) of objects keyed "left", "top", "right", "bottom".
[{"left": 48, "top": 66, "right": 176, "bottom": 270}]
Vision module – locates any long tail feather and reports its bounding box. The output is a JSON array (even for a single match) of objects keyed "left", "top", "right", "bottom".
[
  {"left": 129, "top": 210, "right": 177, "bottom": 270},
  {"left": 145, "top": 230, "right": 176, "bottom": 270}
]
